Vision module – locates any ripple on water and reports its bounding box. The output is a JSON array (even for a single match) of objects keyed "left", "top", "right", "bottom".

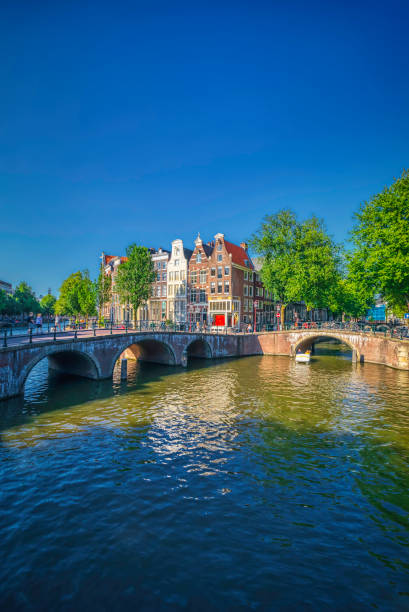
[{"left": 1, "top": 350, "right": 409, "bottom": 609}]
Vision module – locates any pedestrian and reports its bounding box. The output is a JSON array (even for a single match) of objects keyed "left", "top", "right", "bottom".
[
  {"left": 35, "top": 313, "right": 43, "bottom": 334},
  {"left": 54, "top": 314, "right": 61, "bottom": 332},
  {"left": 26, "top": 312, "right": 34, "bottom": 330},
  {"left": 247, "top": 322, "right": 252, "bottom": 333}
]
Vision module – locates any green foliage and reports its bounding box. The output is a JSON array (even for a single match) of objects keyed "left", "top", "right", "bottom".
[
  {"left": 78, "top": 271, "right": 97, "bottom": 319},
  {"left": 0, "top": 289, "right": 17, "bottom": 315},
  {"left": 250, "top": 210, "right": 342, "bottom": 312},
  {"left": 96, "top": 264, "right": 112, "bottom": 312},
  {"left": 40, "top": 294, "right": 56, "bottom": 316},
  {"left": 55, "top": 272, "right": 82, "bottom": 316},
  {"left": 13, "top": 282, "right": 40, "bottom": 315},
  {"left": 349, "top": 169, "right": 409, "bottom": 312},
  {"left": 55, "top": 271, "right": 96, "bottom": 318},
  {"left": 327, "top": 277, "right": 372, "bottom": 318},
  {"left": 115, "top": 244, "right": 155, "bottom": 325}
]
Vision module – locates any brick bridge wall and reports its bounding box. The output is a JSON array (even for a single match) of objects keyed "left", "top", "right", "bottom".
[{"left": 0, "top": 330, "right": 408, "bottom": 400}]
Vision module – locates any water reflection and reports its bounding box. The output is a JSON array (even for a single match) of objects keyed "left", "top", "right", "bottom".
[{"left": 1, "top": 344, "right": 409, "bottom": 609}]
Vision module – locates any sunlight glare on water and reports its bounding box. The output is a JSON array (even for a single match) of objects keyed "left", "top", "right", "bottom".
[{"left": 1, "top": 342, "right": 409, "bottom": 610}]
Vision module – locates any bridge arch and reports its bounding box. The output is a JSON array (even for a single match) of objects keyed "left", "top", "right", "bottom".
[
  {"left": 110, "top": 336, "right": 177, "bottom": 375},
  {"left": 293, "top": 333, "right": 360, "bottom": 360},
  {"left": 185, "top": 338, "right": 213, "bottom": 361},
  {"left": 20, "top": 346, "right": 101, "bottom": 393}
]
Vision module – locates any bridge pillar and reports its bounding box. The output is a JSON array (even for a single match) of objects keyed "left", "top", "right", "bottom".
[
  {"left": 352, "top": 349, "right": 357, "bottom": 363},
  {"left": 120, "top": 359, "right": 128, "bottom": 380}
]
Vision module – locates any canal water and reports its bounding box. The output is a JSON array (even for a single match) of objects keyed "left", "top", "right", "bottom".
[{"left": 1, "top": 342, "right": 409, "bottom": 610}]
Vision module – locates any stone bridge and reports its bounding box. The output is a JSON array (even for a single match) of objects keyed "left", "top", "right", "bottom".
[{"left": 0, "top": 328, "right": 408, "bottom": 400}]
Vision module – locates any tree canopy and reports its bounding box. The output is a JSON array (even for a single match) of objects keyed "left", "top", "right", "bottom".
[
  {"left": 349, "top": 169, "right": 409, "bottom": 313},
  {"left": 55, "top": 271, "right": 96, "bottom": 319},
  {"left": 250, "top": 210, "right": 342, "bottom": 321},
  {"left": 13, "top": 282, "right": 40, "bottom": 315},
  {"left": 115, "top": 244, "right": 155, "bottom": 325},
  {"left": 0, "top": 289, "right": 17, "bottom": 315},
  {"left": 96, "top": 264, "right": 112, "bottom": 314},
  {"left": 40, "top": 294, "right": 57, "bottom": 317}
]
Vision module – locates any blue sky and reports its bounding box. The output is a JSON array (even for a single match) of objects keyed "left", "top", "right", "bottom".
[{"left": 1, "top": 0, "right": 408, "bottom": 295}]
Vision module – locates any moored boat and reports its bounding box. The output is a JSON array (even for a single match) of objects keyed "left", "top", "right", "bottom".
[{"left": 295, "top": 350, "right": 311, "bottom": 363}]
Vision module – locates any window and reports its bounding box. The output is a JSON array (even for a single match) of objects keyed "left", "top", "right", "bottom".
[
  {"left": 244, "top": 271, "right": 248, "bottom": 280},
  {"left": 211, "top": 282, "right": 215, "bottom": 294},
  {"left": 244, "top": 285, "right": 248, "bottom": 296},
  {"left": 249, "top": 272, "right": 253, "bottom": 281},
  {"left": 190, "top": 288, "right": 197, "bottom": 303},
  {"left": 199, "top": 270, "right": 207, "bottom": 283},
  {"left": 175, "top": 271, "right": 179, "bottom": 281},
  {"left": 224, "top": 282, "right": 229, "bottom": 294},
  {"left": 217, "top": 254, "right": 222, "bottom": 262},
  {"left": 224, "top": 266, "right": 229, "bottom": 276},
  {"left": 196, "top": 252, "right": 202, "bottom": 263},
  {"left": 191, "top": 271, "right": 197, "bottom": 284},
  {"left": 199, "top": 289, "right": 206, "bottom": 303},
  {"left": 249, "top": 286, "right": 253, "bottom": 297},
  {"left": 211, "top": 267, "right": 216, "bottom": 276},
  {"left": 174, "top": 247, "right": 180, "bottom": 255},
  {"left": 157, "top": 272, "right": 160, "bottom": 281},
  {"left": 217, "top": 282, "right": 222, "bottom": 293},
  {"left": 162, "top": 286, "right": 167, "bottom": 297},
  {"left": 180, "top": 270, "right": 185, "bottom": 280},
  {"left": 217, "top": 242, "right": 222, "bottom": 251},
  {"left": 162, "top": 261, "right": 166, "bottom": 269},
  {"left": 174, "top": 259, "right": 179, "bottom": 266},
  {"left": 156, "top": 286, "right": 161, "bottom": 297},
  {"left": 217, "top": 266, "right": 222, "bottom": 278},
  {"left": 162, "top": 272, "right": 166, "bottom": 281}
]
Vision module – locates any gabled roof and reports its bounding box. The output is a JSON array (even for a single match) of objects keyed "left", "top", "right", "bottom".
[
  {"left": 224, "top": 240, "right": 254, "bottom": 269},
  {"left": 183, "top": 248, "right": 193, "bottom": 260},
  {"left": 105, "top": 255, "right": 128, "bottom": 265},
  {"left": 202, "top": 243, "right": 213, "bottom": 257}
]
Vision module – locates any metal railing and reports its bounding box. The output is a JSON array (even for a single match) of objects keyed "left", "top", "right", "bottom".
[{"left": 1, "top": 319, "right": 408, "bottom": 349}]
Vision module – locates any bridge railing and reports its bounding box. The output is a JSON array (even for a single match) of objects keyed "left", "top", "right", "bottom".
[{"left": 1, "top": 319, "right": 408, "bottom": 349}]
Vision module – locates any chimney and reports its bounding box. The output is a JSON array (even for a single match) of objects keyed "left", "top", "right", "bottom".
[{"left": 240, "top": 242, "right": 248, "bottom": 251}]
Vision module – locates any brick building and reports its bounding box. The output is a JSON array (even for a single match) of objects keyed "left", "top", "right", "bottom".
[
  {"left": 150, "top": 248, "right": 170, "bottom": 321},
  {"left": 205, "top": 233, "right": 255, "bottom": 329},
  {"left": 187, "top": 234, "right": 213, "bottom": 326}
]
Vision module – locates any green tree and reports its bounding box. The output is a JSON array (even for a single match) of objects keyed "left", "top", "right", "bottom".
[
  {"left": 115, "top": 244, "right": 155, "bottom": 327},
  {"left": 13, "top": 282, "right": 40, "bottom": 317},
  {"left": 0, "top": 289, "right": 17, "bottom": 315},
  {"left": 55, "top": 270, "right": 97, "bottom": 322},
  {"left": 55, "top": 272, "right": 83, "bottom": 317},
  {"left": 96, "top": 263, "right": 112, "bottom": 317},
  {"left": 328, "top": 276, "right": 372, "bottom": 320},
  {"left": 349, "top": 169, "right": 409, "bottom": 314},
  {"left": 40, "top": 294, "right": 57, "bottom": 320},
  {"left": 78, "top": 271, "right": 97, "bottom": 323},
  {"left": 250, "top": 210, "right": 342, "bottom": 324}
]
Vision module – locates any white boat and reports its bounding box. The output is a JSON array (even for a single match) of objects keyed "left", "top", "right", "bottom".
[{"left": 295, "top": 350, "right": 311, "bottom": 363}]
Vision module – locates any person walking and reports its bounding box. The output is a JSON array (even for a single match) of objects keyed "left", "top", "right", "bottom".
[
  {"left": 54, "top": 314, "right": 61, "bottom": 332},
  {"left": 26, "top": 312, "right": 34, "bottom": 331},
  {"left": 35, "top": 313, "right": 43, "bottom": 334}
]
